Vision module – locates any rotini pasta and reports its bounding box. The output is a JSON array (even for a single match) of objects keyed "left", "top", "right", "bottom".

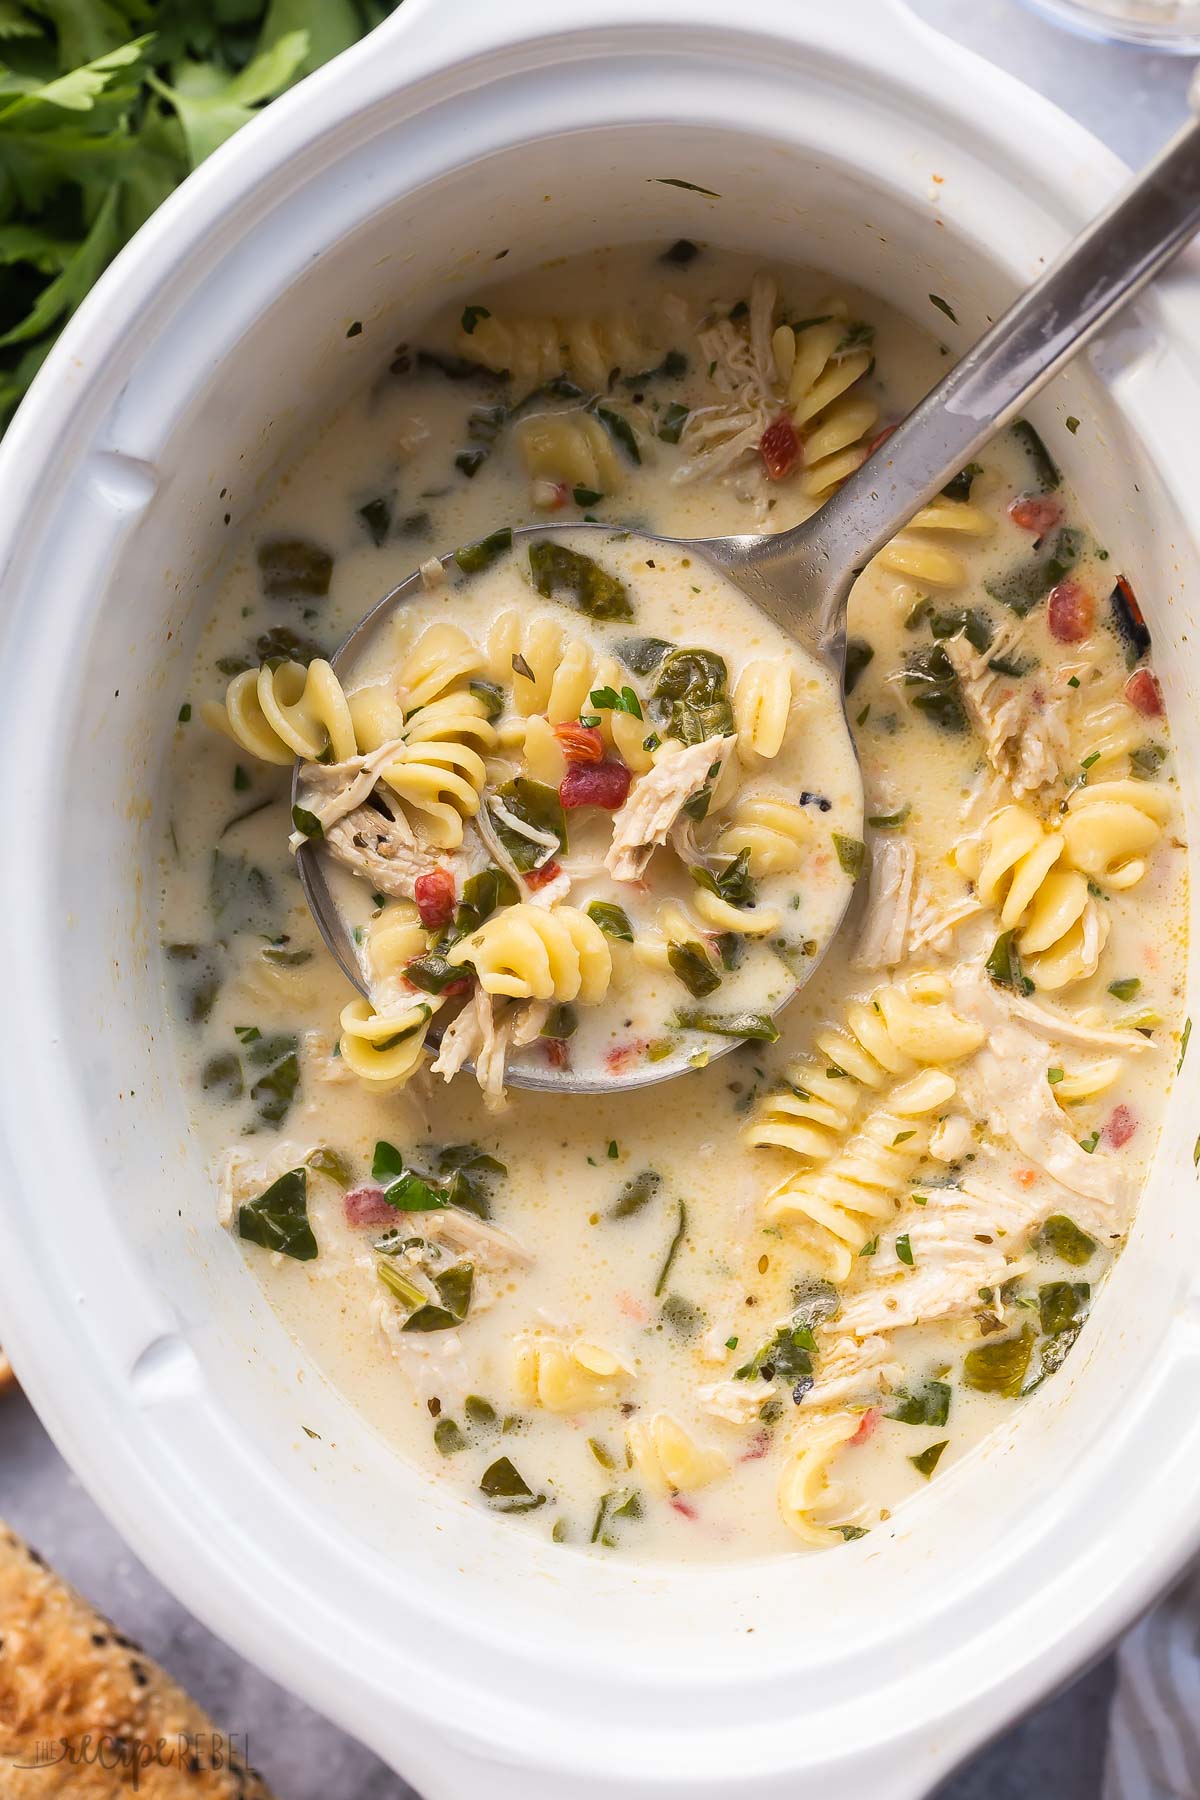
[
  {"left": 627, "top": 1412, "right": 728, "bottom": 1495},
  {"left": 777, "top": 1411, "right": 863, "bottom": 1546},
  {"left": 204, "top": 658, "right": 356, "bottom": 765},
  {"left": 337, "top": 995, "right": 438, "bottom": 1087},
  {"left": 732, "top": 659, "right": 793, "bottom": 764},
  {"left": 484, "top": 609, "right": 654, "bottom": 772},
  {"left": 713, "top": 796, "right": 813, "bottom": 875},
  {"left": 763, "top": 1066, "right": 957, "bottom": 1276},
  {"left": 956, "top": 804, "right": 1111, "bottom": 990},
  {"left": 874, "top": 496, "right": 994, "bottom": 591},
  {"left": 771, "top": 308, "right": 878, "bottom": 498},
  {"left": 449, "top": 902, "right": 612, "bottom": 1004},
  {"left": 513, "top": 1335, "right": 631, "bottom": 1411},
  {"left": 460, "top": 308, "right": 654, "bottom": 394},
  {"left": 514, "top": 410, "right": 624, "bottom": 497}
]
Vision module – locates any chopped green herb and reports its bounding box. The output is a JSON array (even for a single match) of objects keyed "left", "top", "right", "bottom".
[
  {"left": 910, "top": 1440, "right": 949, "bottom": 1478},
  {"left": 867, "top": 805, "right": 911, "bottom": 830},
  {"left": 291, "top": 804, "right": 323, "bottom": 841},
  {"left": 434, "top": 1418, "right": 467, "bottom": 1455},
  {"left": 859, "top": 1237, "right": 878, "bottom": 1258},
  {"left": 541, "top": 1003, "right": 577, "bottom": 1041},
  {"left": 895, "top": 1233, "right": 914, "bottom": 1267},
  {"left": 177, "top": 703, "right": 192, "bottom": 723},
  {"left": 615, "top": 636, "right": 672, "bottom": 675},
  {"left": 661, "top": 1293, "right": 705, "bottom": 1338},
  {"left": 1130, "top": 743, "right": 1166, "bottom": 780},
  {"left": 455, "top": 866, "right": 519, "bottom": 935},
  {"left": 402, "top": 1263, "right": 475, "bottom": 1333},
  {"left": 468, "top": 679, "right": 505, "bottom": 722},
  {"left": 460, "top": 304, "right": 490, "bottom": 334},
  {"left": 928, "top": 294, "right": 957, "bottom": 323},
  {"left": 654, "top": 1199, "right": 688, "bottom": 1297},
  {"left": 201, "top": 1051, "right": 243, "bottom": 1102},
  {"left": 589, "top": 684, "right": 644, "bottom": 719},
  {"left": 652, "top": 177, "right": 721, "bottom": 197},
  {"left": 661, "top": 238, "right": 701, "bottom": 266},
  {"left": 1078, "top": 1130, "right": 1100, "bottom": 1155},
  {"left": 903, "top": 642, "right": 966, "bottom": 730},
  {"left": 690, "top": 849, "right": 754, "bottom": 907},
  {"left": 1066, "top": 416, "right": 1080, "bottom": 434},
  {"left": 257, "top": 538, "right": 333, "bottom": 601},
  {"left": 941, "top": 462, "right": 983, "bottom": 503},
  {"left": 1039, "top": 1280, "right": 1090, "bottom": 1337},
  {"left": 246, "top": 1033, "right": 300, "bottom": 1128},
  {"left": 488, "top": 777, "right": 566, "bottom": 873},
  {"left": 1180, "top": 1017, "right": 1192, "bottom": 1072},
  {"left": 1047, "top": 1067, "right": 1064, "bottom": 1085},
  {"left": 307, "top": 1147, "right": 352, "bottom": 1187},
  {"left": 237, "top": 1168, "right": 316, "bottom": 1262},
  {"left": 455, "top": 448, "right": 487, "bottom": 479},
  {"left": 573, "top": 485, "right": 603, "bottom": 507}
]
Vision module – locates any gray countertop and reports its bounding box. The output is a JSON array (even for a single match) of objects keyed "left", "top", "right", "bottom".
[{"left": 0, "top": 5, "right": 1189, "bottom": 1796}]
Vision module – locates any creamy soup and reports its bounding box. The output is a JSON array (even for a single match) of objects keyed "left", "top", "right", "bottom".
[{"left": 163, "top": 244, "right": 1187, "bottom": 1559}]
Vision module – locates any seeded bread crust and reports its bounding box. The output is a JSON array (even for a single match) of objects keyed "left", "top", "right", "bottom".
[{"left": 0, "top": 1524, "right": 275, "bottom": 1797}]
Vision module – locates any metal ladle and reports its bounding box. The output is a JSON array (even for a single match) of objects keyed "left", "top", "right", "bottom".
[{"left": 297, "top": 112, "right": 1200, "bottom": 1093}]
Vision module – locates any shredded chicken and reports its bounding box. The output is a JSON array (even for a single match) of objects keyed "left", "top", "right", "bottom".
[
  {"left": 951, "top": 966, "right": 1134, "bottom": 1209},
  {"left": 672, "top": 273, "right": 781, "bottom": 485},
  {"left": 907, "top": 881, "right": 984, "bottom": 958},
  {"left": 509, "top": 1000, "right": 550, "bottom": 1047},
  {"left": 852, "top": 836, "right": 915, "bottom": 970},
  {"left": 375, "top": 1301, "right": 469, "bottom": 1405},
  {"left": 292, "top": 736, "right": 408, "bottom": 845},
  {"left": 430, "top": 986, "right": 513, "bottom": 1111},
  {"left": 321, "top": 794, "right": 437, "bottom": 897},
  {"left": 215, "top": 1140, "right": 313, "bottom": 1229},
  {"left": 802, "top": 1331, "right": 903, "bottom": 1409},
  {"left": 943, "top": 624, "right": 1071, "bottom": 798},
  {"left": 698, "top": 1378, "right": 770, "bottom": 1426},
  {"left": 422, "top": 1206, "right": 533, "bottom": 1273},
  {"left": 605, "top": 734, "right": 736, "bottom": 881}
]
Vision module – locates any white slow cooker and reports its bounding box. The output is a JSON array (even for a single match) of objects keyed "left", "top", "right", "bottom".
[{"left": 1, "top": 2, "right": 1198, "bottom": 1794}]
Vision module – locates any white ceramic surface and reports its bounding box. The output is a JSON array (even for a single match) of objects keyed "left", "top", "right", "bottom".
[{"left": 0, "top": 3, "right": 1198, "bottom": 1797}]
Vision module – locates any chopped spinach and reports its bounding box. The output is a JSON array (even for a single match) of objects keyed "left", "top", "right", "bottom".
[
  {"left": 658, "top": 402, "right": 690, "bottom": 444},
  {"left": 661, "top": 1293, "right": 705, "bottom": 1338},
  {"left": 674, "top": 1010, "right": 779, "bottom": 1042},
  {"left": 1036, "top": 1214, "right": 1096, "bottom": 1266},
  {"left": 209, "top": 851, "right": 274, "bottom": 937},
  {"left": 164, "top": 942, "right": 222, "bottom": 1024},
  {"left": 528, "top": 541, "right": 633, "bottom": 620},
  {"left": 651, "top": 647, "right": 734, "bottom": 744},
  {"left": 986, "top": 929, "right": 1034, "bottom": 996},
  {"left": 903, "top": 643, "right": 966, "bottom": 730},
  {"left": 237, "top": 1167, "right": 316, "bottom": 1262},
  {"left": 540, "top": 1003, "right": 577, "bottom": 1041},
  {"left": 654, "top": 1199, "right": 688, "bottom": 1297},
  {"left": 910, "top": 1440, "right": 949, "bottom": 1478},
  {"left": 479, "top": 1455, "right": 546, "bottom": 1511},
  {"left": 986, "top": 527, "right": 1082, "bottom": 616},
  {"left": 1011, "top": 419, "right": 1061, "bottom": 491},
  {"left": 255, "top": 623, "right": 326, "bottom": 665},
  {"left": 843, "top": 637, "right": 875, "bottom": 694},
  {"left": 610, "top": 1169, "right": 662, "bottom": 1219},
  {"left": 416, "top": 348, "right": 509, "bottom": 385},
  {"left": 454, "top": 527, "right": 512, "bottom": 575},
  {"left": 257, "top": 538, "right": 333, "bottom": 601},
  {"left": 615, "top": 635, "right": 672, "bottom": 675},
  {"left": 489, "top": 777, "right": 566, "bottom": 872},
  {"left": 403, "top": 1263, "right": 475, "bottom": 1332},
  {"left": 455, "top": 866, "right": 519, "bottom": 935},
  {"left": 308, "top": 1147, "right": 353, "bottom": 1187},
  {"left": 668, "top": 940, "right": 722, "bottom": 998},
  {"left": 661, "top": 238, "right": 701, "bottom": 266},
  {"left": 941, "top": 461, "right": 982, "bottom": 503},
  {"left": 201, "top": 1051, "right": 243, "bottom": 1102},
  {"left": 593, "top": 406, "right": 641, "bottom": 465},
  {"left": 247, "top": 1033, "right": 300, "bottom": 1128},
  {"left": 587, "top": 900, "right": 635, "bottom": 942},
  {"left": 962, "top": 1325, "right": 1034, "bottom": 1397},
  {"left": 887, "top": 1380, "right": 951, "bottom": 1427},
  {"left": 357, "top": 497, "right": 391, "bottom": 546},
  {"left": 690, "top": 849, "right": 754, "bottom": 908},
  {"left": 1038, "top": 1280, "right": 1090, "bottom": 1337},
  {"left": 433, "top": 1418, "right": 467, "bottom": 1455},
  {"left": 833, "top": 834, "right": 865, "bottom": 880}
]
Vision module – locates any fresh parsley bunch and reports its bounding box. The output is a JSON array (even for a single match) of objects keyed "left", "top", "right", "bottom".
[{"left": 0, "top": 1, "right": 399, "bottom": 429}]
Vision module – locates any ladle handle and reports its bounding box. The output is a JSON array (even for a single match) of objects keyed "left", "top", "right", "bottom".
[{"left": 763, "top": 108, "right": 1200, "bottom": 637}]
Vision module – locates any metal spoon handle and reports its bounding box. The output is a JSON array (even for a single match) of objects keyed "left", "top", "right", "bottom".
[{"left": 754, "top": 109, "right": 1200, "bottom": 639}]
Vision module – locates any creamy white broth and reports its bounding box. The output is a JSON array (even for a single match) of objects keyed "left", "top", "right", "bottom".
[{"left": 163, "top": 243, "right": 1187, "bottom": 1561}]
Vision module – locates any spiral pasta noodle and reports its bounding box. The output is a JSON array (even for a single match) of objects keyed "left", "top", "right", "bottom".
[
  {"left": 204, "top": 658, "right": 356, "bottom": 766},
  {"left": 713, "top": 795, "right": 813, "bottom": 876},
  {"left": 874, "top": 496, "right": 994, "bottom": 591},
  {"left": 732, "top": 659, "right": 793, "bottom": 764},
  {"left": 778, "top": 1411, "right": 863, "bottom": 1546},
  {"left": 485, "top": 609, "right": 654, "bottom": 773},
  {"left": 449, "top": 902, "right": 612, "bottom": 1004},
  {"left": 627, "top": 1412, "right": 728, "bottom": 1495},
  {"left": 514, "top": 410, "right": 624, "bottom": 496},
  {"left": 770, "top": 309, "right": 878, "bottom": 498},
  {"left": 514, "top": 1335, "right": 631, "bottom": 1411},
  {"left": 338, "top": 995, "right": 438, "bottom": 1087},
  {"left": 460, "top": 308, "right": 654, "bottom": 394}
]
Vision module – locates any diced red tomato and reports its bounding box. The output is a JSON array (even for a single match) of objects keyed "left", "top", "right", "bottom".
[
  {"left": 543, "top": 1037, "right": 571, "bottom": 1071},
  {"left": 866, "top": 423, "right": 898, "bottom": 458},
  {"left": 668, "top": 1494, "right": 698, "bottom": 1520},
  {"left": 1104, "top": 1104, "right": 1138, "bottom": 1150},
  {"left": 523, "top": 858, "right": 562, "bottom": 892},
  {"left": 414, "top": 868, "right": 456, "bottom": 929},
  {"left": 1014, "top": 1167, "right": 1037, "bottom": 1190},
  {"left": 1008, "top": 494, "right": 1063, "bottom": 535},
  {"left": 759, "top": 414, "right": 801, "bottom": 481},
  {"left": 606, "top": 1038, "right": 649, "bottom": 1074},
  {"left": 1124, "top": 666, "right": 1164, "bottom": 718},
  {"left": 850, "top": 1407, "right": 880, "bottom": 1447},
  {"left": 740, "top": 1430, "right": 772, "bottom": 1463},
  {"left": 343, "top": 1184, "right": 394, "bottom": 1228},
  {"left": 1047, "top": 579, "right": 1095, "bottom": 644},
  {"left": 559, "top": 760, "right": 632, "bottom": 810},
  {"left": 554, "top": 721, "right": 605, "bottom": 764},
  {"left": 442, "top": 976, "right": 473, "bottom": 998}
]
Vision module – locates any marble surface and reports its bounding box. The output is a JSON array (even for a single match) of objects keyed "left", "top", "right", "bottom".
[{"left": 1, "top": 5, "right": 1191, "bottom": 1797}]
